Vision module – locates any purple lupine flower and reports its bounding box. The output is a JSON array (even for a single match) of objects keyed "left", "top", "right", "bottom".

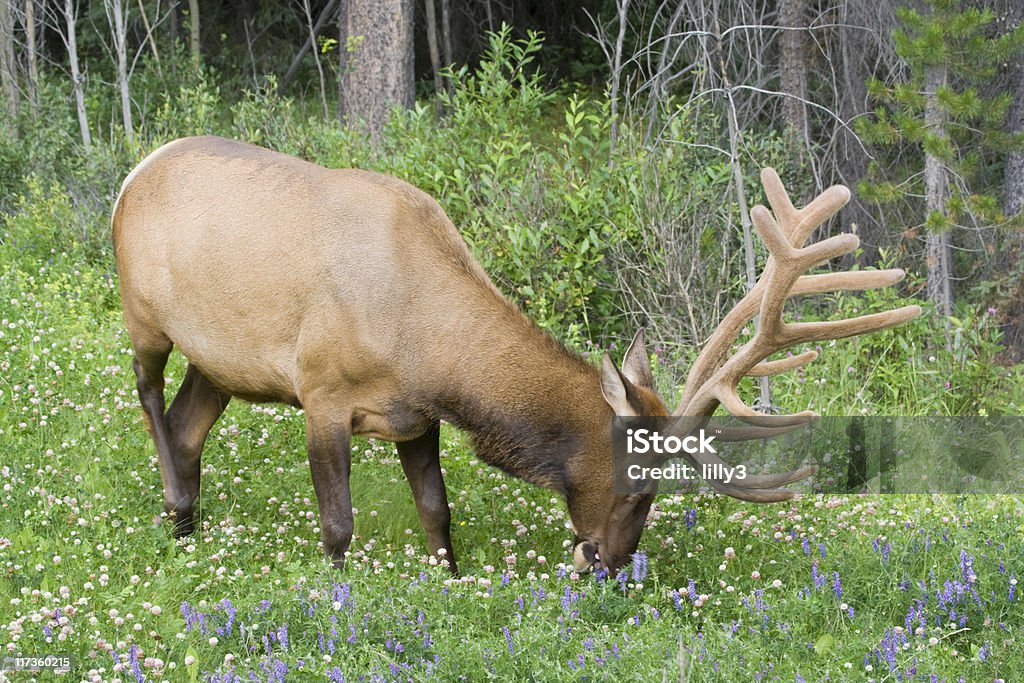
[
  {"left": 631, "top": 552, "right": 648, "bottom": 582},
  {"left": 684, "top": 509, "right": 698, "bottom": 529},
  {"left": 754, "top": 589, "right": 766, "bottom": 613},
  {"left": 832, "top": 573, "right": 843, "bottom": 599},
  {"left": 688, "top": 578, "right": 698, "bottom": 604},
  {"left": 978, "top": 642, "right": 990, "bottom": 661},
  {"left": 811, "top": 562, "right": 825, "bottom": 590},
  {"left": 181, "top": 601, "right": 194, "bottom": 631},
  {"left": 276, "top": 624, "right": 289, "bottom": 650},
  {"left": 672, "top": 591, "right": 684, "bottom": 611},
  {"left": 327, "top": 667, "right": 346, "bottom": 683},
  {"left": 818, "top": 543, "right": 827, "bottom": 559},
  {"left": 1009, "top": 575, "right": 1017, "bottom": 602},
  {"left": 882, "top": 542, "right": 891, "bottom": 562},
  {"left": 127, "top": 644, "right": 145, "bottom": 683},
  {"left": 502, "top": 626, "right": 514, "bottom": 654},
  {"left": 331, "top": 583, "right": 352, "bottom": 611},
  {"left": 221, "top": 599, "right": 236, "bottom": 637},
  {"left": 801, "top": 537, "right": 810, "bottom": 555},
  {"left": 959, "top": 551, "right": 975, "bottom": 583},
  {"left": 616, "top": 569, "right": 629, "bottom": 591}
]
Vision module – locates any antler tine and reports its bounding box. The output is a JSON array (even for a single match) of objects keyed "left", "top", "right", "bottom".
[
  {"left": 661, "top": 168, "right": 921, "bottom": 500},
  {"left": 761, "top": 168, "right": 850, "bottom": 248}
]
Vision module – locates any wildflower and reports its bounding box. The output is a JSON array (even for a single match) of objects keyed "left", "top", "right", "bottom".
[
  {"left": 502, "top": 626, "right": 514, "bottom": 655},
  {"left": 631, "top": 552, "right": 648, "bottom": 582}
]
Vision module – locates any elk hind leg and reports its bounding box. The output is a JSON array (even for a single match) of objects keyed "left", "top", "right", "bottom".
[
  {"left": 129, "top": 335, "right": 188, "bottom": 528},
  {"left": 163, "top": 363, "right": 231, "bottom": 536}
]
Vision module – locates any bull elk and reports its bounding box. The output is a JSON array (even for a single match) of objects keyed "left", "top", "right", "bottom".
[{"left": 112, "top": 136, "right": 920, "bottom": 575}]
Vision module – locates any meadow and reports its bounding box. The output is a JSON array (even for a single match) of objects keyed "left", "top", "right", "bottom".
[{"left": 1, "top": 196, "right": 1023, "bottom": 683}]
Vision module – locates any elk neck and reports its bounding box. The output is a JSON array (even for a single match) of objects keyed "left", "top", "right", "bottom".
[{"left": 422, "top": 289, "right": 612, "bottom": 495}]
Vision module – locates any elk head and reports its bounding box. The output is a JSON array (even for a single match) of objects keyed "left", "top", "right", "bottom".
[{"left": 568, "top": 168, "right": 921, "bottom": 573}]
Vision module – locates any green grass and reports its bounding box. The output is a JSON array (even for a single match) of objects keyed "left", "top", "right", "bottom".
[{"left": 1, "top": 225, "right": 1023, "bottom": 683}]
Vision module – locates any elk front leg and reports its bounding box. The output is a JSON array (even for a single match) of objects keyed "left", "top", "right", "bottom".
[
  {"left": 397, "top": 422, "right": 457, "bottom": 574},
  {"left": 305, "top": 411, "right": 354, "bottom": 568}
]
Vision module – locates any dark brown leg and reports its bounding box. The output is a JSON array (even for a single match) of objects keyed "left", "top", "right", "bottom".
[
  {"left": 397, "top": 422, "right": 457, "bottom": 574},
  {"left": 305, "top": 410, "right": 354, "bottom": 568},
  {"left": 131, "top": 340, "right": 186, "bottom": 527},
  {"left": 163, "top": 363, "right": 231, "bottom": 535}
]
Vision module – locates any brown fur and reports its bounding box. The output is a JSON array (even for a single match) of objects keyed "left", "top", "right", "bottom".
[{"left": 113, "top": 136, "right": 664, "bottom": 573}]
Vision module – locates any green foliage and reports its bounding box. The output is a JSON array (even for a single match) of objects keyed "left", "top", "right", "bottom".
[
  {"left": 1, "top": 176, "right": 110, "bottom": 263},
  {"left": 858, "top": 1, "right": 1024, "bottom": 230}
]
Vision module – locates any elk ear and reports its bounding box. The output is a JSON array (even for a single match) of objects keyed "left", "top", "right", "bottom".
[
  {"left": 600, "top": 353, "right": 637, "bottom": 416},
  {"left": 621, "top": 329, "right": 654, "bottom": 389}
]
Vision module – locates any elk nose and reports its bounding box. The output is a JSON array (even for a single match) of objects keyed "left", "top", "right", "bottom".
[{"left": 572, "top": 541, "right": 600, "bottom": 572}]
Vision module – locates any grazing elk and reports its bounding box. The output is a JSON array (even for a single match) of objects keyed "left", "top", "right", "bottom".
[{"left": 112, "top": 136, "right": 920, "bottom": 575}]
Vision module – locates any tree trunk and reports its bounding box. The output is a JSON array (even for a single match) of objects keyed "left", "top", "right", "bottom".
[
  {"left": 25, "top": 0, "right": 37, "bottom": 116},
  {"left": 439, "top": 0, "right": 454, "bottom": 101},
  {"left": 923, "top": 64, "right": 952, "bottom": 317},
  {"left": 106, "top": 0, "right": 133, "bottom": 143},
  {"left": 338, "top": 0, "right": 414, "bottom": 138},
  {"left": 0, "top": 0, "right": 18, "bottom": 131},
  {"left": 778, "top": 0, "right": 808, "bottom": 150},
  {"left": 424, "top": 0, "right": 444, "bottom": 115},
  {"left": 837, "top": 2, "right": 878, "bottom": 265},
  {"left": 1004, "top": 22, "right": 1024, "bottom": 218},
  {"left": 998, "top": 3, "right": 1024, "bottom": 358},
  {"left": 64, "top": 0, "right": 91, "bottom": 152},
  {"left": 607, "top": 0, "right": 630, "bottom": 156},
  {"left": 725, "top": 88, "right": 773, "bottom": 410},
  {"left": 440, "top": 0, "right": 452, "bottom": 64},
  {"left": 188, "top": 0, "right": 200, "bottom": 67}
]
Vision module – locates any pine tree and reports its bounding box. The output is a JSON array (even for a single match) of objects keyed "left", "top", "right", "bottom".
[{"left": 857, "top": 0, "right": 1024, "bottom": 316}]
